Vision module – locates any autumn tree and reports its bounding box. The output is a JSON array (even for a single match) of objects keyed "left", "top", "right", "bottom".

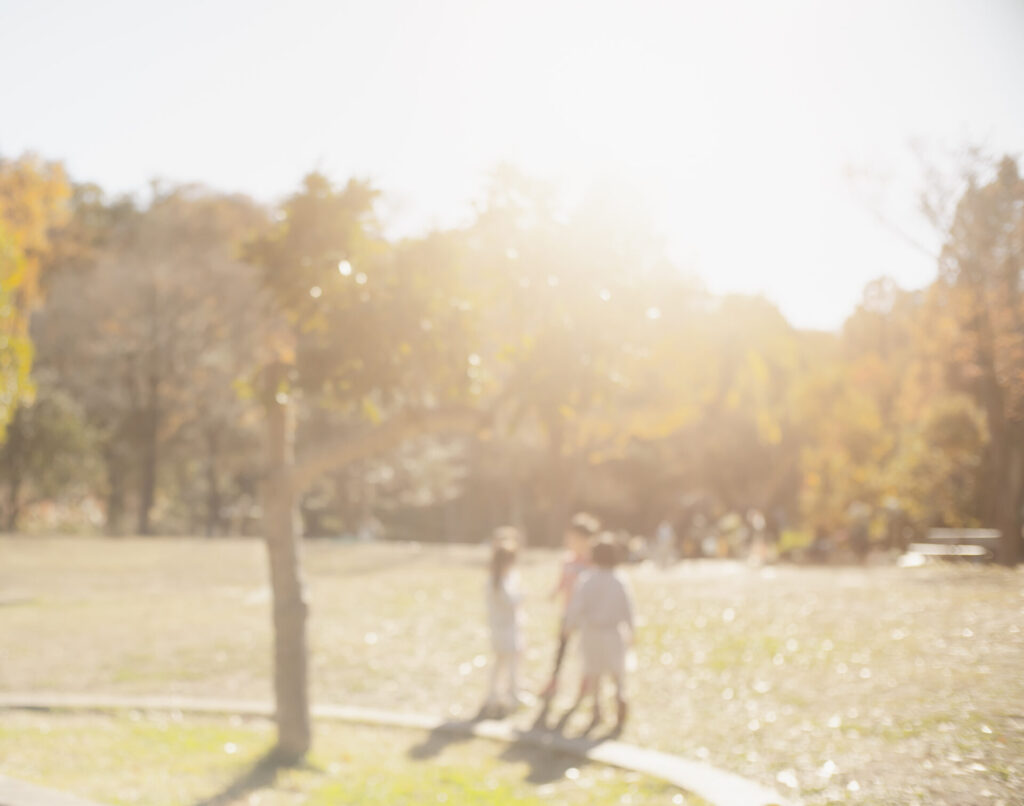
[
  {"left": 930, "top": 156, "right": 1024, "bottom": 564},
  {"left": 34, "top": 186, "right": 266, "bottom": 534},
  {"left": 0, "top": 154, "right": 69, "bottom": 439}
]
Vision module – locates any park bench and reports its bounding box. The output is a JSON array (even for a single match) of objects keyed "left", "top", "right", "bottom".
[
  {"left": 906, "top": 542, "right": 991, "bottom": 560},
  {"left": 903, "top": 528, "right": 999, "bottom": 564}
]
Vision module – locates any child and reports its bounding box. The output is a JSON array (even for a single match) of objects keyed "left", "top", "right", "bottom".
[
  {"left": 562, "top": 533, "right": 635, "bottom": 731},
  {"left": 484, "top": 527, "right": 525, "bottom": 716},
  {"left": 539, "top": 512, "right": 600, "bottom": 701}
]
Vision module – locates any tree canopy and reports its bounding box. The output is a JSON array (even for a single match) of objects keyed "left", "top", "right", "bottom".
[{"left": 0, "top": 151, "right": 1019, "bottom": 561}]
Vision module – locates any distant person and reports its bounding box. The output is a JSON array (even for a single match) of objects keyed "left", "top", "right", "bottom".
[
  {"left": 654, "top": 518, "right": 676, "bottom": 568},
  {"left": 809, "top": 528, "right": 832, "bottom": 563},
  {"left": 625, "top": 533, "right": 648, "bottom": 564},
  {"left": 561, "top": 533, "right": 636, "bottom": 731},
  {"left": 850, "top": 522, "right": 869, "bottom": 563},
  {"left": 356, "top": 515, "right": 381, "bottom": 542},
  {"left": 483, "top": 527, "right": 525, "bottom": 716},
  {"left": 538, "top": 512, "right": 600, "bottom": 702}
]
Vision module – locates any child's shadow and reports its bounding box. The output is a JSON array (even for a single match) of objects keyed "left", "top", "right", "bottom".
[
  {"left": 406, "top": 717, "right": 483, "bottom": 761},
  {"left": 497, "top": 738, "right": 590, "bottom": 785},
  {"left": 497, "top": 724, "right": 621, "bottom": 784},
  {"left": 500, "top": 704, "right": 623, "bottom": 784},
  {"left": 406, "top": 706, "right": 621, "bottom": 787},
  {"left": 535, "top": 699, "right": 623, "bottom": 741}
]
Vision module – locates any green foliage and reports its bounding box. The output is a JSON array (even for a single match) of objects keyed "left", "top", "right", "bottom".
[
  {"left": 883, "top": 394, "right": 987, "bottom": 528},
  {"left": 246, "top": 174, "right": 476, "bottom": 408},
  {"left": 0, "top": 381, "right": 97, "bottom": 525}
]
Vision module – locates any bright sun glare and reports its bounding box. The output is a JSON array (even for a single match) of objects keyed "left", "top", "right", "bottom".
[
  {"left": 1, "top": 3, "right": 1024, "bottom": 804},
  {"left": 2, "top": 0, "right": 1022, "bottom": 327}
]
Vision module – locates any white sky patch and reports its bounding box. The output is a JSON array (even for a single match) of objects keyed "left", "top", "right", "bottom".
[{"left": 1, "top": 0, "right": 1021, "bottom": 329}]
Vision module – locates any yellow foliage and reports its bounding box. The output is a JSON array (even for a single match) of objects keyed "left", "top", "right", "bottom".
[{"left": 0, "top": 155, "right": 70, "bottom": 438}]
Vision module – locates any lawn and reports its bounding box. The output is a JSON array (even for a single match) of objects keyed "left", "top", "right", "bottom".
[
  {"left": 0, "top": 710, "right": 688, "bottom": 805},
  {"left": 1, "top": 536, "right": 1023, "bottom": 805}
]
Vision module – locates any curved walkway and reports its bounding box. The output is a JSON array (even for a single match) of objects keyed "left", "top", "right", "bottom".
[
  {"left": 0, "top": 775, "right": 109, "bottom": 806},
  {"left": 0, "top": 693, "right": 789, "bottom": 806}
]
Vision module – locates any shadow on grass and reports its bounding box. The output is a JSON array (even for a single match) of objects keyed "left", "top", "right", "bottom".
[
  {"left": 407, "top": 704, "right": 622, "bottom": 787},
  {"left": 191, "top": 749, "right": 319, "bottom": 806},
  {"left": 496, "top": 738, "right": 592, "bottom": 784},
  {"left": 499, "top": 718, "right": 624, "bottom": 784},
  {"left": 406, "top": 716, "right": 483, "bottom": 761}
]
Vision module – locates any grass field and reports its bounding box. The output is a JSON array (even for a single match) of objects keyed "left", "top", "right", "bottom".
[
  {"left": 2, "top": 536, "right": 1023, "bottom": 805},
  {"left": 0, "top": 710, "right": 688, "bottom": 805}
]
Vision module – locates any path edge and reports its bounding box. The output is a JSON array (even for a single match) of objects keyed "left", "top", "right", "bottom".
[{"left": 0, "top": 693, "right": 791, "bottom": 806}]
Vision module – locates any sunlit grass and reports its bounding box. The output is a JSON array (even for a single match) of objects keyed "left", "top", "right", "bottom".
[
  {"left": 1, "top": 537, "right": 1022, "bottom": 804},
  {"left": 0, "top": 710, "right": 694, "bottom": 806}
]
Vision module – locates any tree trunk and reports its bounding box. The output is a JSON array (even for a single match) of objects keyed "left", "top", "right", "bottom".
[
  {"left": 982, "top": 393, "right": 1022, "bottom": 566},
  {"left": 205, "top": 429, "right": 222, "bottom": 538},
  {"left": 5, "top": 411, "right": 23, "bottom": 532},
  {"left": 105, "top": 449, "right": 126, "bottom": 536},
  {"left": 256, "top": 393, "right": 480, "bottom": 763},
  {"left": 137, "top": 378, "right": 159, "bottom": 535},
  {"left": 508, "top": 478, "right": 524, "bottom": 534},
  {"left": 995, "top": 428, "right": 1023, "bottom": 566},
  {"left": 542, "top": 435, "right": 590, "bottom": 548},
  {"left": 538, "top": 415, "right": 569, "bottom": 546},
  {"left": 6, "top": 476, "right": 21, "bottom": 533},
  {"left": 262, "top": 368, "right": 311, "bottom": 762}
]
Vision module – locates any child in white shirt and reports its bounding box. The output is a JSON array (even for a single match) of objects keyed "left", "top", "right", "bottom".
[{"left": 563, "top": 534, "right": 635, "bottom": 731}]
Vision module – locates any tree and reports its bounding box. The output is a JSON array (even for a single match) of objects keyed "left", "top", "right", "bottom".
[
  {"left": 245, "top": 174, "right": 483, "bottom": 761},
  {"left": 794, "top": 360, "right": 889, "bottom": 536},
  {"left": 34, "top": 186, "right": 267, "bottom": 535},
  {"left": 0, "top": 154, "right": 69, "bottom": 439},
  {"left": 463, "top": 169, "right": 706, "bottom": 541},
  {"left": 931, "top": 156, "right": 1024, "bottom": 564},
  {"left": 0, "top": 379, "right": 97, "bottom": 531},
  {"left": 882, "top": 394, "right": 988, "bottom": 531}
]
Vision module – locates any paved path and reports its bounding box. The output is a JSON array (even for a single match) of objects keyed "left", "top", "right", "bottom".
[
  {"left": 0, "top": 776, "right": 109, "bottom": 806},
  {"left": 0, "top": 693, "right": 789, "bottom": 806}
]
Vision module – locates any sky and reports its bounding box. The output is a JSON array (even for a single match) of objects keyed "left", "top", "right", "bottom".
[{"left": 2, "top": 0, "right": 1022, "bottom": 329}]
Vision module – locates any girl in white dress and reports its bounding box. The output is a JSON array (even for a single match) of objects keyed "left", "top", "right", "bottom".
[{"left": 483, "top": 528, "right": 524, "bottom": 715}]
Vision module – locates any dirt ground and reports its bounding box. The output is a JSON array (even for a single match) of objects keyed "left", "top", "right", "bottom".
[{"left": 1, "top": 536, "right": 1022, "bottom": 805}]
